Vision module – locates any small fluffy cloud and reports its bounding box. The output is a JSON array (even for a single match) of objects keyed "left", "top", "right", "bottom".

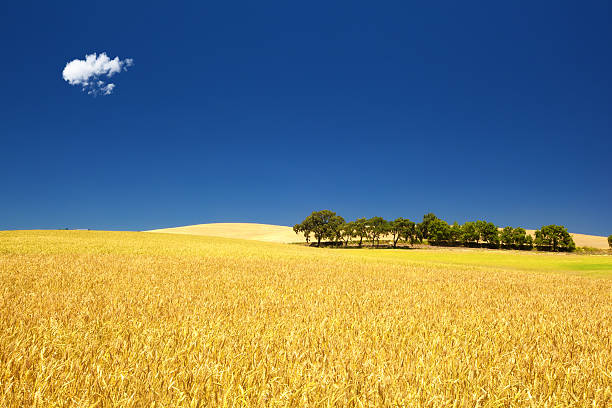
[{"left": 62, "top": 52, "right": 133, "bottom": 96}]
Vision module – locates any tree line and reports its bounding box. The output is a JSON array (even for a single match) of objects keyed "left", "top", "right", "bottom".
[{"left": 294, "top": 210, "right": 578, "bottom": 252}]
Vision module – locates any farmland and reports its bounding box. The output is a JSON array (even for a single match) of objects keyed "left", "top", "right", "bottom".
[{"left": 0, "top": 230, "right": 610, "bottom": 406}]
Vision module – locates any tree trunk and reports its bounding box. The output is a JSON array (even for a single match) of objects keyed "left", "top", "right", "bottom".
[{"left": 317, "top": 237, "right": 321, "bottom": 247}]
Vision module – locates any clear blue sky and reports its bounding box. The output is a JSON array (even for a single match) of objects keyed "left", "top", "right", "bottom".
[{"left": 1, "top": 1, "right": 611, "bottom": 235}]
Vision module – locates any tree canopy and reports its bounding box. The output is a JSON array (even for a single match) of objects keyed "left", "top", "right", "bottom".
[
  {"left": 353, "top": 218, "right": 368, "bottom": 247},
  {"left": 340, "top": 222, "right": 356, "bottom": 247},
  {"left": 478, "top": 221, "right": 500, "bottom": 248},
  {"left": 534, "top": 225, "right": 575, "bottom": 252},
  {"left": 294, "top": 212, "right": 575, "bottom": 252},
  {"left": 389, "top": 218, "right": 416, "bottom": 248},
  {"left": 366, "top": 217, "right": 388, "bottom": 247},
  {"left": 427, "top": 218, "right": 451, "bottom": 245},
  {"left": 500, "top": 226, "right": 514, "bottom": 247},
  {"left": 461, "top": 222, "right": 479, "bottom": 247},
  {"left": 294, "top": 210, "right": 344, "bottom": 246},
  {"left": 418, "top": 213, "right": 439, "bottom": 240},
  {"left": 513, "top": 228, "right": 533, "bottom": 250}
]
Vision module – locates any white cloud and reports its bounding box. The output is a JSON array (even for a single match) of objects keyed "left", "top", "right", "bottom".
[
  {"left": 62, "top": 52, "right": 133, "bottom": 96},
  {"left": 102, "top": 83, "right": 115, "bottom": 95}
]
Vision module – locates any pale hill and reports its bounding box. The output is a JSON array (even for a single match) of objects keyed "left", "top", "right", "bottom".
[
  {"left": 147, "top": 223, "right": 303, "bottom": 243},
  {"left": 148, "top": 223, "right": 610, "bottom": 249}
]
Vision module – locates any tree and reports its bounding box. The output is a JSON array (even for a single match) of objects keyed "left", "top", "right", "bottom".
[
  {"left": 500, "top": 226, "right": 514, "bottom": 248},
  {"left": 401, "top": 220, "right": 420, "bottom": 246},
  {"left": 428, "top": 218, "right": 451, "bottom": 245},
  {"left": 480, "top": 222, "right": 499, "bottom": 248},
  {"left": 330, "top": 219, "right": 345, "bottom": 245},
  {"left": 470, "top": 220, "right": 499, "bottom": 248},
  {"left": 327, "top": 214, "right": 346, "bottom": 245},
  {"left": 474, "top": 220, "right": 487, "bottom": 246},
  {"left": 353, "top": 218, "right": 368, "bottom": 248},
  {"left": 389, "top": 218, "right": 414, "bottom": 248},
  {"left": 293, "top": 217, "right": 314, "bottom": 244},
  {"left": 461, "top": 222, "right": 479, "bottom": 247},
  {"left": 418, "top": 213, "right": 439, "bottom": 241},
  {"left": 449, "top": 222, "right": 462, "bottom": 246},
  {"left": 366, "top": 217, "right": 388, "bottom": 247},
  {"left": 524, "top": 234, "right": 534, "bottom": 250},
  {"left": 340, "top": 222, "right": 356, "bottom": 247},
  {"left": 297, "top": 210, "right": 345, "bottom": 247},
  {"left": 534, "top": 225, "right": 575, "bottom": 252},
  {"left": 512, "top": 228, "right": 532, "bottom": 250},
  {"left": 293, "top": 223, "right": 304, "bottom": 241},
  {"left": 608, "top": 235, "right": 612, "bottom": 249}
]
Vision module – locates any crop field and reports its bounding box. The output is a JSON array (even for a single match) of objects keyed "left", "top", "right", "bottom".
[{"left": 0, "top": 230, "right": 610, "bottom": 407}]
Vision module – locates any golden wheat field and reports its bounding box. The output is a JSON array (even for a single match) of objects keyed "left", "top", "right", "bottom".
[{"left": 0, "top": 230, "right": 611, "bottom": 407}]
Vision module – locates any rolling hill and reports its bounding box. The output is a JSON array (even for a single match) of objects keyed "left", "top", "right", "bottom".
[{"left": 147, "top": 223, "right": 305, "bottom": 243}]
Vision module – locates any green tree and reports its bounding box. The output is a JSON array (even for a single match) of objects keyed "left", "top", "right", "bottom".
[
  {"left": 298, "top": 210, "right": 345, "bottom": 247},
  {"left": 500, "top": 226, "right": 514, "bottom": 248},
  {"left": 418, "top": 213, "right": 439, "bottom": 241},
  {"left": 512, "top": 227, "right": 531, "bottom": 250},
  {"left": 293, "top": 217, "right": 314, "bottom": 244},
  {"left": 461, "top": 222, "right": 479, "bottom": 247},
  {"left": 449, "top": 222, "right": 462, "bottom": 245},
  {"left": 389, "top": 218, "right": 414, "bottom": 248},
  {"left": 330, "top": 220, "right": 345, "bottom": 244},
  {"left": 328, "top": 215, "right": 346, "bottom": 245},
  {"left": 524, "top": 234, "right": 534, "bottom": 250},
  {"left": 366, "top": 217, "right": 388, "bottom": 247},
  {"left": 353, "top": 218, "right": 368, "bottom": 247},
  {"left": 608, "top": 235, "right": 612, "bottom": 249},
  {"left": 340, "top": 222, "right": 356, "bottom": 247},
  {"left": 480, "top": 222, "right": 499, "bottom": 248},
  {"left": 293, "top": 223, "right": 304, "bottom": 242},
  {"left": 534, "top": 225, "right": 575, "bottom": 252},
  {"left": 428, "top": 218, "right": 451, "bottom": 245},
  {"left": 474, "top": 220, "right": 487, "bottom": 246},
  {"left": 401, "top": 220, "right": 420, "bottom": 246}
]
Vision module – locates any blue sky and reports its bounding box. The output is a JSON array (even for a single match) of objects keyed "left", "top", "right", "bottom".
[{"left": 1, "top": 1, "right": 611, "bottom": 235}]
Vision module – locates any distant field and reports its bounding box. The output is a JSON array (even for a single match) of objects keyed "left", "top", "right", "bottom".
[
  {"left": 148, "top": 222, "right": 305, "bottom": 243},
  {"left": 148, "top": 222, "right": 611, "bottom": 249},
  {"left": 0, "top": 230, "right": 610, "bottom": 406}
]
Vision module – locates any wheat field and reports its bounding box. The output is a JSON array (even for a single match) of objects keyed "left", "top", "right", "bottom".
[{"left": 0, "top": 230, "right": 610, "bottom": 407}]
